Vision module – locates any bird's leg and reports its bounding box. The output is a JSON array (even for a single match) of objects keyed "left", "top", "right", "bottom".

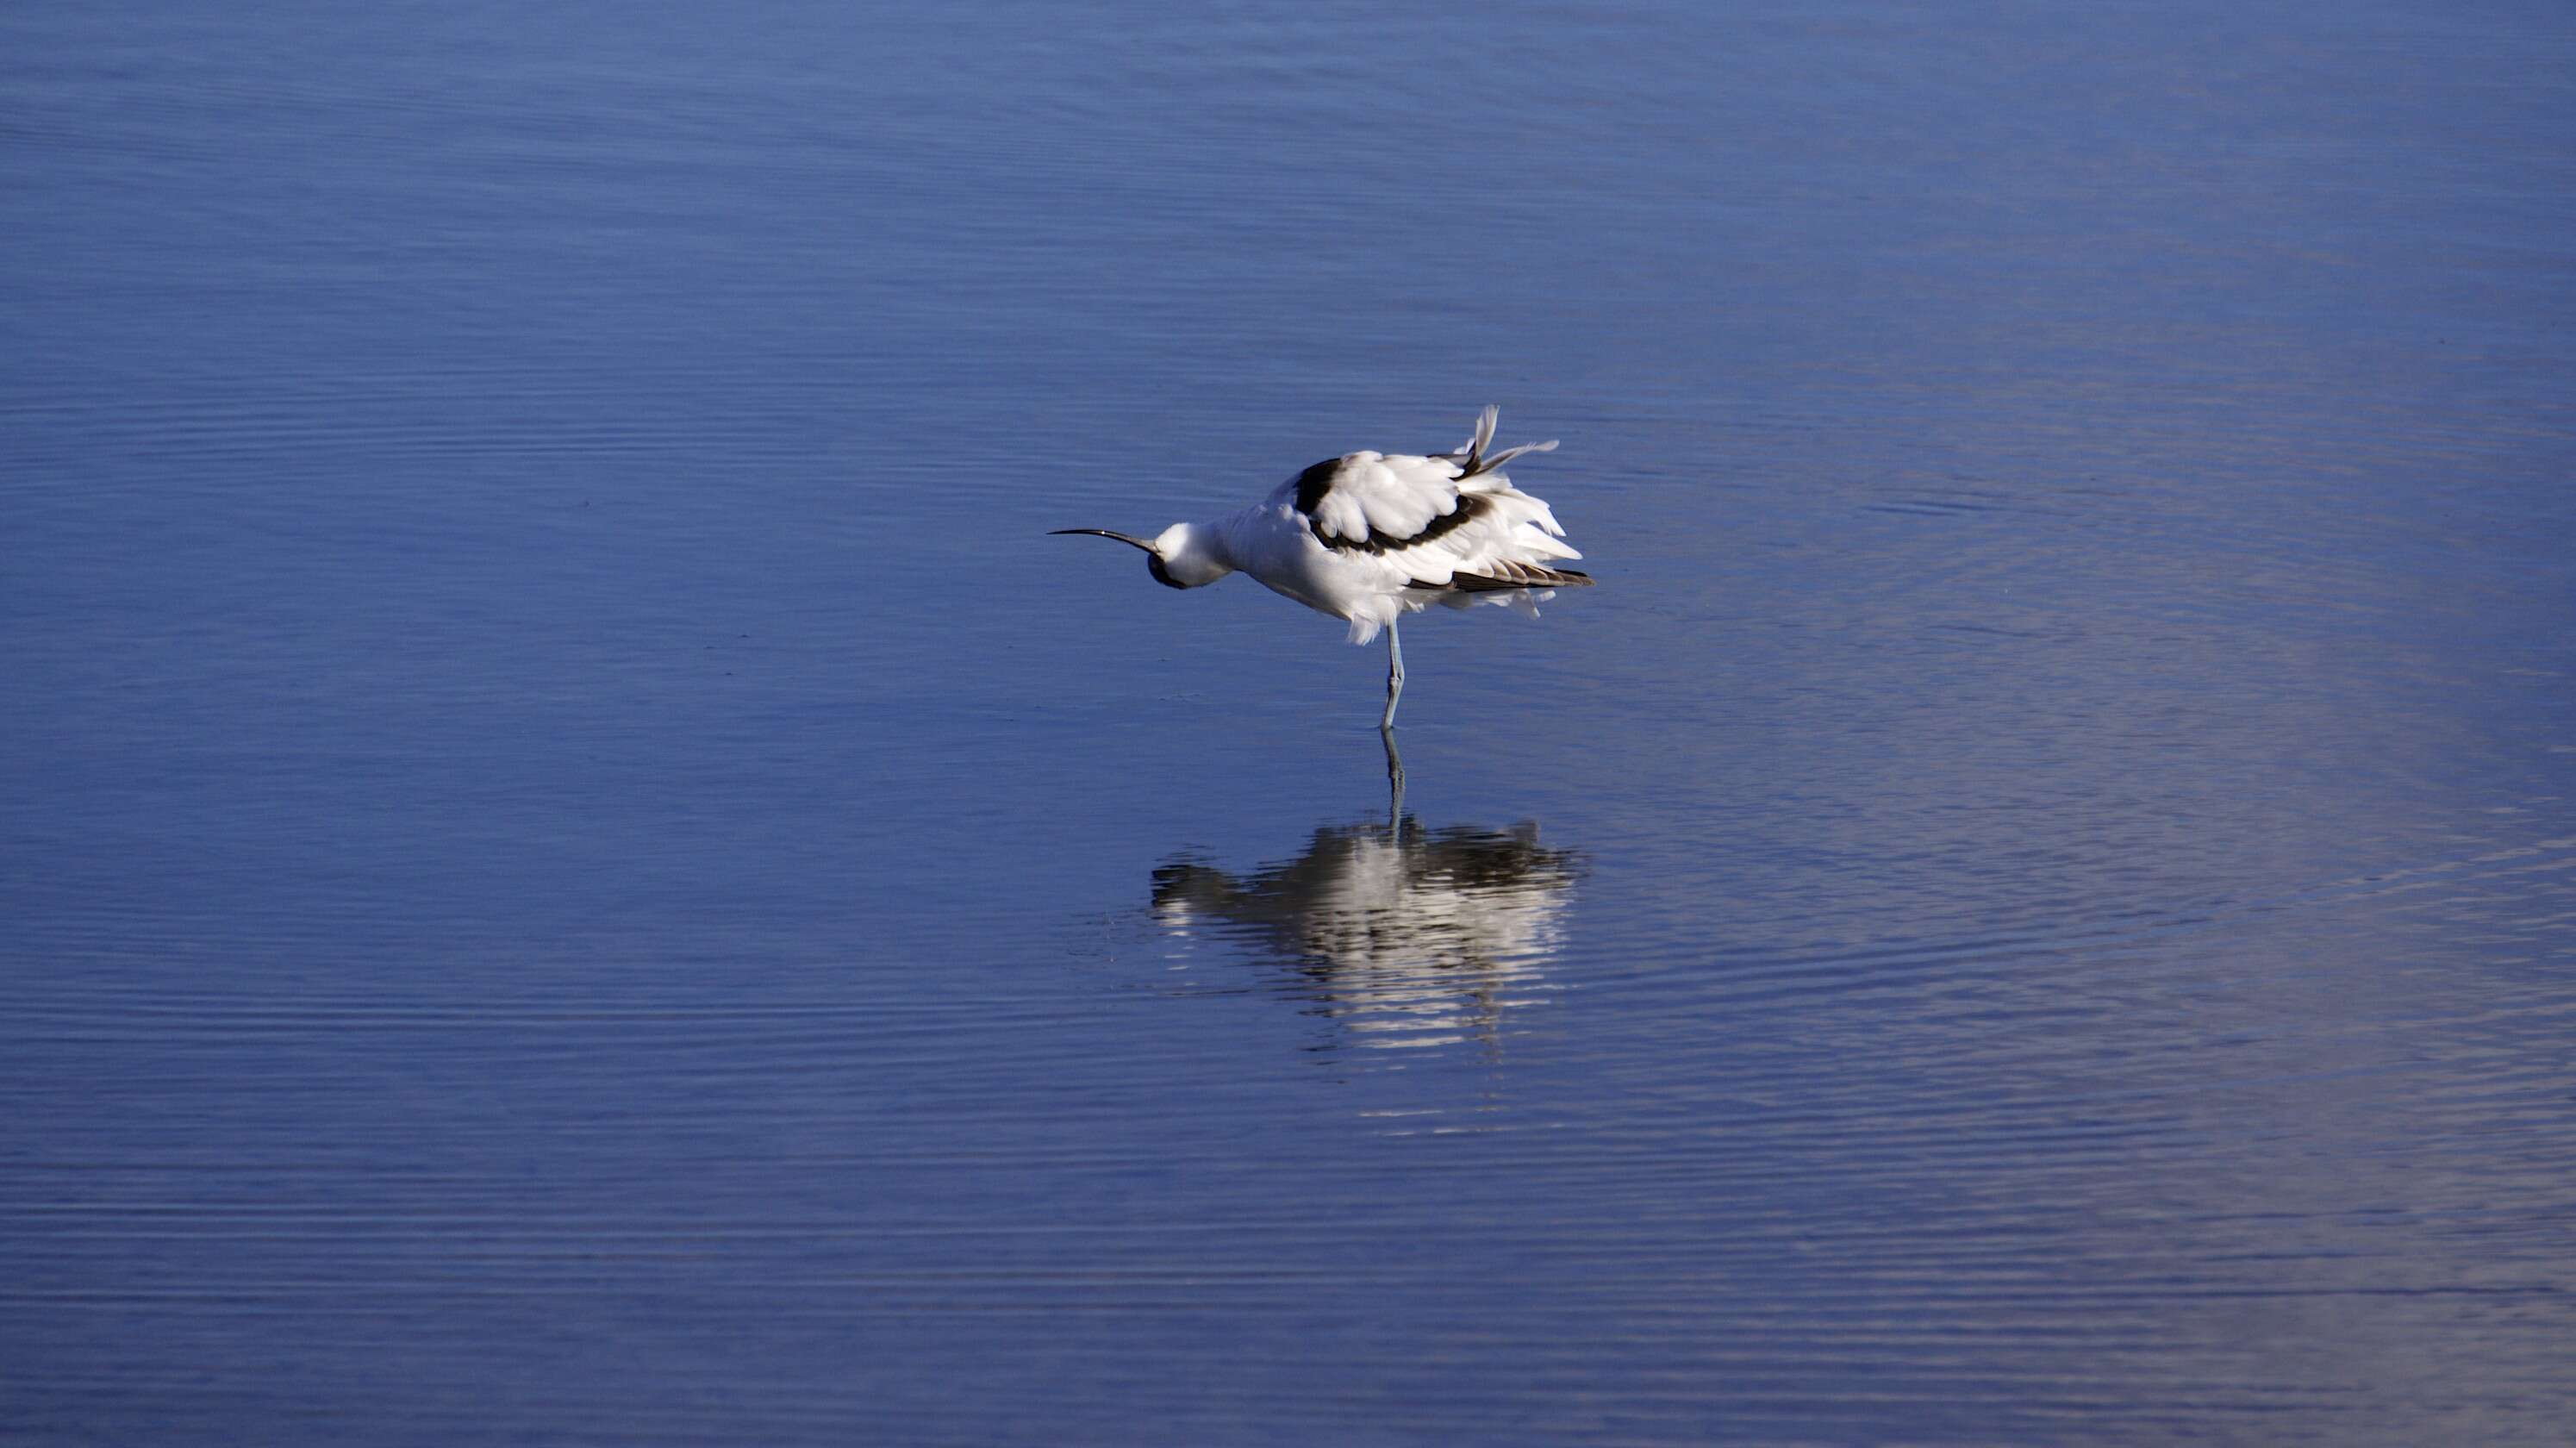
[
  {"left": 1382, "top": 725, "right": 1406, "bottom": 830},
  {"left": 1381, "top": 620, "right": 1406, "bottom": 730}
]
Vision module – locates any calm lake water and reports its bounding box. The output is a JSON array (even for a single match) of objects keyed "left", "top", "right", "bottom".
[{"left": 7, "top": 2, "right": 2574, "bottom": 1443}]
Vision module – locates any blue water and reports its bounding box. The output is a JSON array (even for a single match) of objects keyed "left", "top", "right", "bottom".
[{"left": 7, "top": 3, "right": 2575, "bottom": 1443}]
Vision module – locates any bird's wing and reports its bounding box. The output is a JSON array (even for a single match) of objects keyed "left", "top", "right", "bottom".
[
  {"left": 1283, "top": 442, "right": 1586, "bottom": 591},
  {"left": 1291, "top": 452, "right": 1460, "bottom": 552}
]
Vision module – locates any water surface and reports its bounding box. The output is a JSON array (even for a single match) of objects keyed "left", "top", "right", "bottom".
[{"left": 6, "top": 3, "right": 2574, "bottom": 1443}]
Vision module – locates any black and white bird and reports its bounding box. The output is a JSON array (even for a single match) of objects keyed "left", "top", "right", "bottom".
[{"left": 1052, "top": 406, "right": 1592, "bottom": 728}]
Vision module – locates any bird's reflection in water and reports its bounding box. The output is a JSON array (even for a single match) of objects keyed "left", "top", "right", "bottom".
[{"left": 1151, "top": 803, "right": 1581, "bottom": 1054}]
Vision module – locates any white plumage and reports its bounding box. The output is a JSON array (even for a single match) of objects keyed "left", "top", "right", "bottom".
[{"left": 1053, "top": 406, "right": 1592, "bottom": 727}]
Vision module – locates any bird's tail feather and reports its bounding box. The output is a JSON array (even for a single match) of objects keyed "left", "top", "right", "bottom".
[
  {"left": 1453, "top": 405, "right": 1559, "bottom": 479},
  {"left": 1444, "top": 561, "right": 1594, "bottom": 592}
]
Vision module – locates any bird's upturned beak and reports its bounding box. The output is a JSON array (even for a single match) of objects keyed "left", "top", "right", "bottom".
[{"left": 1049, "top": 528, "right": 1157, "bottom": 553}]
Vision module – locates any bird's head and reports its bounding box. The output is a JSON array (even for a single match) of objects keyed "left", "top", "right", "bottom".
[{"left": 1049, "top": 521, "right": 1232, "bottom": 589}]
